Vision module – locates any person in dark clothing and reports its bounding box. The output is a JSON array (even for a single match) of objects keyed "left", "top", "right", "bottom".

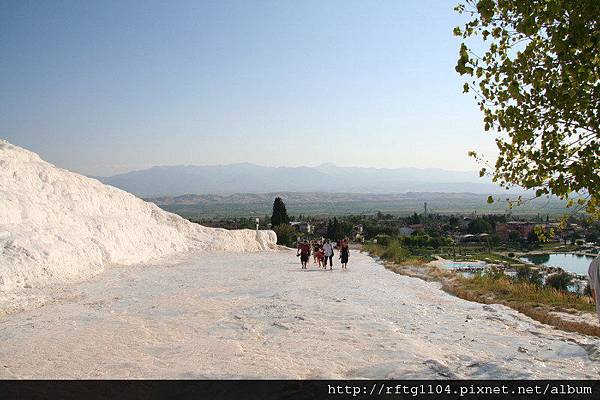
[
  {"left": 340, "top": 238, "right": 350, "bottom": 269},
  {"left": 297, "top": 240, "right": 311, "bottom": 269}
]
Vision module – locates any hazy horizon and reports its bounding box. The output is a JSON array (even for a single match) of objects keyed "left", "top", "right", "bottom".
[
  {"left": 95, "top": 161, "right": 505, "bottom": 197},
  {"left": 1, "top": 0, "right": 499, "bottom": 177},
  {"left": 96, "top": 160, "right": 483, "bottom": 178}
]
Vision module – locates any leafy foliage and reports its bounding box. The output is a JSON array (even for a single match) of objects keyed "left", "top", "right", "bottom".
[
  {"left": 514, "top": 265, "right": 543, "bottom": 286},
  {"left": 382, "top": 239, "right": 412, "bottom": 263},
  {"left": 467, "top": 218, "right": 492, "bottom": 234},
  {"left": 508, "top": 230, "right": 521, "bottom": 243},
  {"left": 527, "top": 229, "right": 539, "bottom": 243},
  {"left": 273, "top": 223, "right": 296, "bottom": 247},
  {"left": 455, "top": 0, "right": 600, "bottom": 218},
  {"left": 363, "top": 240, "right": 419, "bottom": 265},
  {"left": 545, "top": 271, "right": 573, "bottom": 292}
]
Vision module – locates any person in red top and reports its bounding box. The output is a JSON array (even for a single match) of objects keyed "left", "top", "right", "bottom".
[
  {"left": 317, "top": 245, "right": 325, "bottom": 268},
  {"left": 297, "top": 240, "right": 311, "bottom": 269},
  {"left": 312, "top": 240, "right": 320, "bottom": 265}
]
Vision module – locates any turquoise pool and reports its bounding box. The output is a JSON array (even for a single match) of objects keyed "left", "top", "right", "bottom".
[{"left": 519, "top": 253, "right": 597, "bottom": 275}]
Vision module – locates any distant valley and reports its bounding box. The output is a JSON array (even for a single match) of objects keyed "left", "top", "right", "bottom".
[
  {"left": 146, "top": 192, "right": 566, "bottom": 219},
  {"left": 95, "top": 163, "right": 567, "bottom": 218}
]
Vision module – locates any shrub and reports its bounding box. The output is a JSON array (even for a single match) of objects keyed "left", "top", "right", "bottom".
[
  {"left": 429, "top": 237, "right": 441, "bottom": 249},
  {"left": 273, "top": 224, "right": 296, "bottom": 247},
  {"left": 545, "top": 272, "right": 573, "bottom": 292},
  {"left": 528, "top": 270, "right": 544, "bottom": 287},
  {"left": 508, "top": 231, "right": 521, "bottom": 243},
  {"left": 514, "top": 265, "right": 543, "bottom": 287},
  {"left": 382, "top": 239, "right": 411, "bottom": 263},
  {"left": 375, "top": 234, "right": 391, "bottom": 246},
  {"left": 507, "top": 252, "right": 515, "bottom": 258}
]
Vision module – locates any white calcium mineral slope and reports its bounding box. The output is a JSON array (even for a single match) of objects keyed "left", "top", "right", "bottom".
[
  {"left": 0, "top": 140, "right": 276, "bottom": 293},
  {"left": 0, "top": 250, "right": 598, "bottom": 379}
]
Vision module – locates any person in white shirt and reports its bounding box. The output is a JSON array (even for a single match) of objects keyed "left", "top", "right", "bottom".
[
  {"left": 323, "top": 239, "right": 334, "bottom": 270},
  {"left": 588, "top": 255, "right": 600, "bottom": 322}
]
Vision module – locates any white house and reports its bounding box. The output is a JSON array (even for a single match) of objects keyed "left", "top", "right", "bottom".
[
  {"left": 398, "top": 227, "right": 415, "bottom": 237},
  {"left": 290, "top": 221, "right": 312, "bottom": 234}
]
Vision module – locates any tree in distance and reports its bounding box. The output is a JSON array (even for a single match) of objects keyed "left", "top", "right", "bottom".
[{"left": 271, "top": 197, "right": 290, "bottom": 228}]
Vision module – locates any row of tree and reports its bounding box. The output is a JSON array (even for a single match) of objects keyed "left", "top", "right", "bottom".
[{"left": 271, "top": 197, "right": 358, "bottom": 246}]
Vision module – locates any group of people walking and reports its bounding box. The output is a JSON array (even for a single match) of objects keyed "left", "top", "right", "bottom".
[{"left": 297, "top": 238, "right": 350, "bottom": 270}]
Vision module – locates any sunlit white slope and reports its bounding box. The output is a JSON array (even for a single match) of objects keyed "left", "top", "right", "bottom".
[{"left": 0, "top": 140, "right": 276, "bottom": 291}]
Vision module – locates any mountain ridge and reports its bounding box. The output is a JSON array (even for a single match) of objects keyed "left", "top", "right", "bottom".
[{"left": 97, "top": 163, "right": 506, "bottom": 197}]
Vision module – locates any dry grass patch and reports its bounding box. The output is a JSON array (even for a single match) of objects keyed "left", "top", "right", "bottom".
[{"left": 443, "top": 275, "right": 600, "bottom": 337}]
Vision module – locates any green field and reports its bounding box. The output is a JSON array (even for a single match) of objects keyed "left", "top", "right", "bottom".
[{"left": 153, "top": 192, "right": 569, "bottom": 219}]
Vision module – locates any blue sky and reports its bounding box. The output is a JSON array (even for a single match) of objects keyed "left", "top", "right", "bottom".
[{"left": 0, "top": 0, "right": 497, "bottom": 176}]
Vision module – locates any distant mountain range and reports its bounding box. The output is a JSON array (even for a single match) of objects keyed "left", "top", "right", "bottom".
[{"left": 96, "top": 163, "right": 508, "bottom": 197}]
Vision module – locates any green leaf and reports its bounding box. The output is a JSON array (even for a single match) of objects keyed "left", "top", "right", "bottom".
[{"left": 476, "top": 0, "right": 495, "bottom": 22}]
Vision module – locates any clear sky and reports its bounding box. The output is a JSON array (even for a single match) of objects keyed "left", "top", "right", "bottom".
[{"left": 0, "top": 0, "right": 498, "bottom": 176}]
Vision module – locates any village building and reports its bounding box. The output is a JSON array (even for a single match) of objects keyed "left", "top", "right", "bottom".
[
  {"left": 496, "top": 221, "right": 536, "bottom": 241},
  {"left": 290, "top": 221, "right": 312, "bottom": 234},
  {"left": 398, "top": 227, "right": 415, "bottom": 237}
]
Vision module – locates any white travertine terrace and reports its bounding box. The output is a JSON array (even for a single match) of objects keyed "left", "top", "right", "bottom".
[{"left": 0, "top": 140, "right": 276, "bottom": 292}]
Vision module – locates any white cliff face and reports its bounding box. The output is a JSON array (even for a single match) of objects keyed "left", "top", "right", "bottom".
[{"left": 0, "top": 140, "right": 276, "bottom": 292}]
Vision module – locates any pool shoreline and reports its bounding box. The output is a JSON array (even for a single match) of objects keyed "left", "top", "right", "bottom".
[
  {"left": 516, "top": 250, "right": 599, "bottom": 258},
  {"left": 519, "top": 252, "right": 597, "bottom": 276}
]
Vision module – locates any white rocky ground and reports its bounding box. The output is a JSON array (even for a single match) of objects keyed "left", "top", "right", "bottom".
[
  {"left": 0, "top": 140, "right": 276, "bottom": 295},
  {"left": 1, "top": 250, "right": 598, "bottom": 379}
]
